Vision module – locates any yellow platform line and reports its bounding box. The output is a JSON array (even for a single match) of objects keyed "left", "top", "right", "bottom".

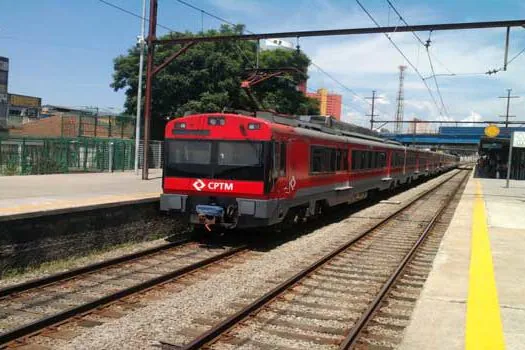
[{"left": 465, "top": 180, "right": 505, "bottom": 350}]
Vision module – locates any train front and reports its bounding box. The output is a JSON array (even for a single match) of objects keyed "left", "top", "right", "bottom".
[{"left": 161, "top": 113, "right": 274, "bottom": 230}]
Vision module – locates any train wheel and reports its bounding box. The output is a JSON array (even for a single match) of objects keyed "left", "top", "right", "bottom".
[{"left": 191, "top": 225, "right": 211, "bottom": 240}]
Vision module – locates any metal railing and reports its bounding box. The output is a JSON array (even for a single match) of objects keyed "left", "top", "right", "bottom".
[{"left": 0, "top": 137, "right": 164, "bottom": 176}]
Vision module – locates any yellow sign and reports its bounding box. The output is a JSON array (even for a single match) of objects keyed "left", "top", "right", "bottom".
[
  {"left": 484, "top": 124, "right": 500, "bottom": 138},
  {"left": 8, "top": 94, "right": 41, "bottom": 108}
]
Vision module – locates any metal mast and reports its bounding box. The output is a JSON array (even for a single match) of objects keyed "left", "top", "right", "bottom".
[
  {"left": 395, "top": 65, "right": 407, "bottom": 134},
  {"left": 134, "top": 0, "right": 147, "bottom": 175}
]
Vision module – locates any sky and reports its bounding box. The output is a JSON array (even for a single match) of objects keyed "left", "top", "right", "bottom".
[{"left": 1, "top": 0, "right": 524, "bottom": 130}]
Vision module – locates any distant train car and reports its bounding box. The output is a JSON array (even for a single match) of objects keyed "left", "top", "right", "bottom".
[{"left": 161, "top": 112, "right": 459, "bottom": 230}]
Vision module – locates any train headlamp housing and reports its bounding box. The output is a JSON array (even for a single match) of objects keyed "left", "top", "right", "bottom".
[
  {"left": 208, "top": 117, "right": 225, "bottom": 126},
  {"left": 247, "top": 123, "right": 261, "bottom": 130}
]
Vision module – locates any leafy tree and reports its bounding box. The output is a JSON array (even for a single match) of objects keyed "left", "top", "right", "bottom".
[{"left": 111, "top": 25, "right": 318, "bottom": 139}]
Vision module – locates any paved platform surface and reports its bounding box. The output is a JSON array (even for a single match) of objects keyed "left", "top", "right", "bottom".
[
  {"left": 400, "top": 176, "right": 525, "bottom": 350},
  {"left": 0, "top": 170, "right": 162, "bottom": 219}
]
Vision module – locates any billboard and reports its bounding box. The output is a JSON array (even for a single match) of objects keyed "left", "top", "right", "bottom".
[{"left": 8, "top": 94, "right": 41, "bottom": 108}]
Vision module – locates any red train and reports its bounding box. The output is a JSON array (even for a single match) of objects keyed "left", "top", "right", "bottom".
[{"left": 160, "top": 112, "right": 459, "bottom": 230}]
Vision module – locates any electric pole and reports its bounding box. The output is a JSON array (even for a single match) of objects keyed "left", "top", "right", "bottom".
[
  {"left": 365, "top": 90, "right": 380, "bottom": 130},
  {"left": 134, "top": 0, "right": 147, "bottom": 175},
  {"left": 499, "top": 89, "right": 519, "bottom": 129},
  {"left": 142, "top": 0, "right": 158, "bottom": 180}
]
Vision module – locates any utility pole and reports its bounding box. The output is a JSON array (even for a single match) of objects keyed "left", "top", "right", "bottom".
[
  {"left": 365, "top": 90, "right": 380, "bottom": 130},
  {"left": 395, "top": 65, "right": 407, "bottom": 134},
  {"left": 499, "top": 89, "right": 519, "bottom": 129},
  {"left": 142, "top": 0, "right": 157, "bottom": 180},
  {"left": 134, "top": 0, "right": 147, "bottom": 175}
]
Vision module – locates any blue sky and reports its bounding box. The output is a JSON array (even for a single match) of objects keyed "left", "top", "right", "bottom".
[{"left": 1, "top": 0, "right": 524, "bottom": 129}]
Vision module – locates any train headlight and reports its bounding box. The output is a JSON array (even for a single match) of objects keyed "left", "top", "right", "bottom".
[
  {"left": 247, "top": 123, "right": 261, "bottom": 130},
  {"left": 175, "top": 122, "right": 186, "bottom": 129},
  {"left": 208, "top": 117, "right": 225, "bottom": 126}
]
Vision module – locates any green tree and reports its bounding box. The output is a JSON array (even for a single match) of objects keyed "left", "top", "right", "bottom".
[{"left": 111, "top": 25, "right": 318, "bottom": 139}]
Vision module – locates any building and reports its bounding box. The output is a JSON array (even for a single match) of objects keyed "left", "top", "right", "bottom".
[
  {"left": 0, "top": 57, "right": 8, "bottom": 129},
  {"left": 306, "top": 88, "right": 342, "bottom": 120},
  {"left": 0, "top": 56, "right": 43, "bottom": 129},
  {"left": 8, "top": 93, "right": 42, "bottom": 119},
  {"left": 409, "top": 118, "right": 434, "bottom": 134}
]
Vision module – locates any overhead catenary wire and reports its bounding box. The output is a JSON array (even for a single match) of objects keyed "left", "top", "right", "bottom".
[
  {"left": 385, "top": 0, "right": 451, "bottom": 118},
  {"left": 172, "top": 0, "right": 380, "bottom": 117},
  {"left": 425, "top": 42, "right": 450, "bottom": 118},
  {"left": 97, "top": 0, "right": 174, "bottom": 32},
  {"left": 355, "top": 0, "right": 443, "bottom": 117},
  {"left": 507, "top": 44, "right": 525, "bottom": 65},
  {"left": 385, "top": 0, "right": 454, "bottom": 75}
]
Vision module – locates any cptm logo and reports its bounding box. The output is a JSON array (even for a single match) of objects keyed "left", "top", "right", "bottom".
[{"left": 192, "top": 179, "right": 234, "bottom": 192}]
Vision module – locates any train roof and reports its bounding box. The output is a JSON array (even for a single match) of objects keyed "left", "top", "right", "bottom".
[{"left": 253, "top": 111, "right": 409, "bottom": 151}]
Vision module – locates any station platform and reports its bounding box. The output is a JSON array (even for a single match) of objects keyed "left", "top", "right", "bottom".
[
  {"left": 0, "top": 170, "right": 162, "bottom": 221},
  {"left": 401, "top": 176, "right": 525, "bottom": 349}
]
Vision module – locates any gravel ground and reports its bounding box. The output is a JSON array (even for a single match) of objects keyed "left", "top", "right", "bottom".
[
  {"left": 24, "top": 172, "right": 457, "bottom": 350},
  {"left": 0, "top": 237, "right": 180, "bottom": 288}
]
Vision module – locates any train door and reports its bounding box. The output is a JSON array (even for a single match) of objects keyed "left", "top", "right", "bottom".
[{"left": 273, "top": 141, "right": 292, "bottom": 197}]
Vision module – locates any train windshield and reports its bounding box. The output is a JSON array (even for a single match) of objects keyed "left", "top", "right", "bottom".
[{"left": 165, "top": 140, "right": 266, "bottom": 181}]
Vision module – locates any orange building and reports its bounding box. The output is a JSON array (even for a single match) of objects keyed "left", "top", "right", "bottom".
[{"left": 306, "top": 88, "right": 342, "bottom": 120}]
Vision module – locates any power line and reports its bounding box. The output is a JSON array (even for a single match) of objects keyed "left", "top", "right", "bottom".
[
  {"left": 171, "top": 0, "right": 258, "bottom": 67},
  {"left": 173, "top": 0, "right": 248, "bottom": 32},
  {"left": 172, "top": 0, "right": 380, "bottom": 116},
  {"left": 385, "top": 0, "right": 454, "bottom": 75},
  {"left": 383, "top": 0, "right": 449, "bottom": 118},
  {"left": 425, "top": 37, "right": 450, "bottom": 118},
  {"left": 507, "top": 45, "right": 525, "bottom": 65},
  {"left": 309, "top": 62, "right": 371, "bottom": 113},
  {"left": 97, "top": 0, "right": 174, "bottom": 32},
  {"left": 355, "top": 0, "right": 442, "bottom": 117}
]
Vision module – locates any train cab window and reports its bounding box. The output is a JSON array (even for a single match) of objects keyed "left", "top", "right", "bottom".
[{"left": 169, "top": 140, "right": 212, "bottom": 165}]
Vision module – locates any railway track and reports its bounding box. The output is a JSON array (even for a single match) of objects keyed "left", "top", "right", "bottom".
[
  {"left": 0, "top": 237, "right": 250, "bottom": 348},
  {"left": 163, "top": 169, "right": 469, "bottom": 350}
]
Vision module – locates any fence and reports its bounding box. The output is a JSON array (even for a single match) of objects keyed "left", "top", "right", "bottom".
[{"left": 60, "top": 114, "right": 135, "bottom": 139}]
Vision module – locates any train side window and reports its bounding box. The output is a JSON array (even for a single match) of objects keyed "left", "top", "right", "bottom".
[
  {"left": 342, "top": 149, "right": 349, "bottom": 170},
  {"left": 279, "top": 143, "right": 286, "bottom": 176},
  {"left": 330, "top": 148, "right": 337, "bottom": 172},
  {"left": 367, "top": 152, "right": 373, "bottom": 169},
  {"left": 335, "top": 149, "right": 347, "bottom": 171},
  {"left": 361, "top": 151, "right": 368, "bottom": 169},
  {"left": 351, "top": 150, "right": 359, "bottom": 170},
  {"left": 311, "top": 146, "right": 335, "bottom": 174},
  {"left": 378, "top": 152, "right": 386, "bottom": 168}
]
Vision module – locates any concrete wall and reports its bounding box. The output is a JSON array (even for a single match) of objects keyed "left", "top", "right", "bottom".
[{"left": 0, "top": 200, "right": 185, "bottom": 274}]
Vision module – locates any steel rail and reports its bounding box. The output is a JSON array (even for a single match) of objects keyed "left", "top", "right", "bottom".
[
  {"left": 339, "top": 169, "right": 470, "bottom": 349},
  {"left": 171, "top": 169, "right": 465, "bottom": 350},
  {"left": 0, "top": 237, "right": 193, "bottom": 298},
  {"left": 0, "top": 245, "right": 247, "bottom": 347}
]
